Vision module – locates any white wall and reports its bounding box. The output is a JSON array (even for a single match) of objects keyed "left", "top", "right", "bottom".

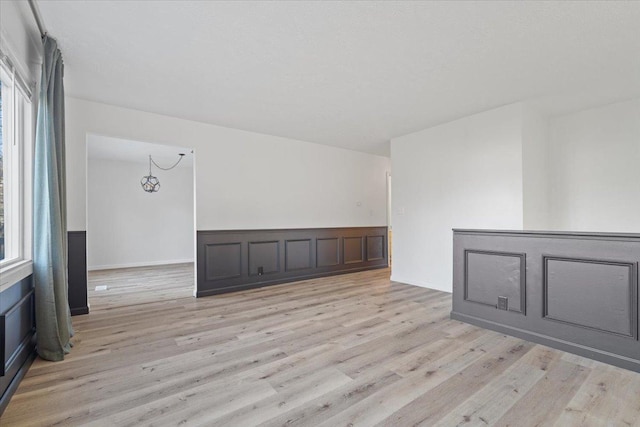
[
  {"left": 548, "top": 98, "right": 640, "bottom": 232},
  {"left": 87, "top": 157, "right": 194, "bottom": 270},
  {"left": 522, "top": 106, "right": 549, "bottom": 230},
  {"left": 391, "top": 103, "right": 525, "bottom": 292},
  {"left": 66, "top": 97, "right": 390, "bottom": 232},
  {"left": 0, "top": 1, "right": 41, "bottom": 85},
  {"left": 390, "top": 98, "right": 640, "bottom": 292}
]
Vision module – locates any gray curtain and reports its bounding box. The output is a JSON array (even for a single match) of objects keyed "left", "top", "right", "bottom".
[{"left": 33, "top": 35, "right": 73, "bottom": 361}]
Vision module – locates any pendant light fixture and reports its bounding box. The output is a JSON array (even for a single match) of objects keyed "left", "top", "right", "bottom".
[{"left": 141, "top": 153, "right": 185, "bottom": 193}]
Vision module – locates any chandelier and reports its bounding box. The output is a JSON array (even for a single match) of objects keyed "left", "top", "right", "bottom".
[{"left": 141, "top": 153, "right": 185, "bottom": 193}]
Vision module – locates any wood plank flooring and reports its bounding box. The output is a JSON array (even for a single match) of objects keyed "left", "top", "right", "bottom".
[
  {"left": 3, "top": 265, "right": 640, "bottom": 426},
  {"left": 87, "top": 263, "right": 195, "bottom": 309}
]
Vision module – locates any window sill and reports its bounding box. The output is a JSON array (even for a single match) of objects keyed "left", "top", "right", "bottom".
[{"left": 0, "top": 260, "right": 33, "bottom": 292}]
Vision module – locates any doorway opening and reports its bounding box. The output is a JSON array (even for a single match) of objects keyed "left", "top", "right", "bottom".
[{"left": 85, "top": 134, "right": 196, "bottom": 310}]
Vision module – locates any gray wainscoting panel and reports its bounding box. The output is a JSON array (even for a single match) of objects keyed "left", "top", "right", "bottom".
[
  {"left": 464, "top": 250, "right": 525, "bottom": 314},
  {"left": 451, "top": 229, "right": 640, "bottom": 372},
  {"left": 317, "top": 238, "right": 340, "bottom": 267},
  {"left": 205, "top": 243, "right": 242, "bottom": 281},
  {"left": 197, "top": 227, "right": 387, "bottom": 296},
  {"left": 249, "top": 241, "right": 280, "bottom": 276},
  {"left": 2, "top": 292, "right": 33, "bottom": 374},
  {"left": 68, "top": 231, "right": 89, "bottom": 316},
  {"left": 0, "top": 276, "right": 36, "bottom": 416},
  {"left": 343, "top": 237, "right": 364, "bottom": 264},
  {"left": 285, "top": 239, "right": 312, "bottom": 271},
  {"left": 543, "top": 256, "right": 637, "bottom": 338},
  {"left": 366, "top": 235, "right": 385, "bottom": 261}
]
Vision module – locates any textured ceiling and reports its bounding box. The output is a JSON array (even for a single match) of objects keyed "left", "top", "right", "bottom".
[{"left": 39, "top": 1, "right": 640, "bottom": 156}]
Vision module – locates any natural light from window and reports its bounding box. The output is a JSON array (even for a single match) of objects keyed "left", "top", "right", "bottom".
[
  {"left": 0, "top": 79, "right": 5, "bottom": 261},
  {"left": 0, "top": 60, "right": 32, "bottom": 271}
]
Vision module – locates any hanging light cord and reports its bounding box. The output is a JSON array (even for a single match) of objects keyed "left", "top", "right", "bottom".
[{"left": 149, "top": 153, "right": 185, "bottom": 171}]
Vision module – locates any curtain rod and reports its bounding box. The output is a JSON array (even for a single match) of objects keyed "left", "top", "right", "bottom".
[{"left": 27, "top": 0, "right": 48, "bottom": 38}]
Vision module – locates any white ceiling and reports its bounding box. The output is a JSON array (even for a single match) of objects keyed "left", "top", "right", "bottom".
[
  {"left": 87, "top": 134, "right": 193, "bottom": 169},
  {"left": 40, "top": 1, "right": 640, "bottom": 156}
]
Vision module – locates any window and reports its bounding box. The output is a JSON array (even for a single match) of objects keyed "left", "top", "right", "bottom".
[
  {"left": 0, "top": 79, "right": 4, "bottom": 259},
  {"left": 0, "top": 56, "right": 32, "bottom": 275}
]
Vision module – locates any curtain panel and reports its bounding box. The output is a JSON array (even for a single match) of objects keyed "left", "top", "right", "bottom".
[{"left": 33, "top": 35, "right": 73, "bottom": 361}]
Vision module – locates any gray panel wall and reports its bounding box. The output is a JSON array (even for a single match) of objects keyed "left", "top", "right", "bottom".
[
  {"left": 0, "top": 276, "right": 36, "bottom": 415},
  {"left": 197, "top": 227, "right": 388, "bottom": 296},
  {"left": 286, "top": 239, "right": 312, "bottom": 271},
  {"left": 464, "top": 250, "right": 525, "bottom": 314},
  {"left": 2, "top": 232, "right": 87, "bottom": 414},
  {"left": 317, "top": 238, "right": 340, "bottom": 267},
  {"left": 451, "top": 229, "right": 640, "bottom": 372},
  {"left": 68, "top": 231, "right": 89, "bottom": 316}
]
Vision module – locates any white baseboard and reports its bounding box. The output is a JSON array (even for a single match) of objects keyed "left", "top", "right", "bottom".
[
  {"left": 88, "top": 259, "right": 194, "bottom": 271},
  {"left": 390, "top": 274, "right": 452, "bottom": 294}
]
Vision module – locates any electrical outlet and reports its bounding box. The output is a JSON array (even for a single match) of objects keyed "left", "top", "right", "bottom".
[{"left": 497, "top": 296, "right": 508, "bottom": 311}]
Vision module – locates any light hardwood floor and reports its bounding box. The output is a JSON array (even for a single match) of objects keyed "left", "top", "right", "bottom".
[{"left": 3, "top": 265, "right": 640, "bottom": 426}]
